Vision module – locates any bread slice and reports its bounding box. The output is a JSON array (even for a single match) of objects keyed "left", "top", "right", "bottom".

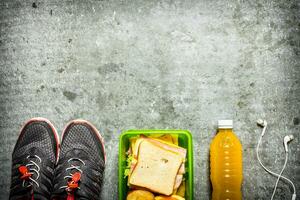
[{"left": 129, "top": 140, "right": 183, "bottom": 196}]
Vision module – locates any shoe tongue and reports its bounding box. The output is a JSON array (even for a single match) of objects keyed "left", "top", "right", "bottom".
[
  {"left": 64, "top": 149, "right": 88, "bottom": 175},
  {"left": 65, "top": 148, "right": 88, "bottom": 164},
  {"left": 28, "top": 147, "right": 41, "bottom": 155},
  {"left": 14, "top": 147, "right": 43, "bottom": 162},
  {"left": 66, "top": 148, "right": 88, "bottom": 158},
  {"left": 26, "top": 147, "right": 44, "bottom": 162}
]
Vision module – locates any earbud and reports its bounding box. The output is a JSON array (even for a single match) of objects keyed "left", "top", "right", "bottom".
[
  {"left": 256, "top": 119, "right": 297, "bottom": 200},
  {"left": 284, "top": 135, "right": 294, "bottom": 152},
  {"left": 257, "top": 119, "right": 267, "bottom": 136},
  {"left": 257, "top": 119, "right": 267, "bottom": 127}
]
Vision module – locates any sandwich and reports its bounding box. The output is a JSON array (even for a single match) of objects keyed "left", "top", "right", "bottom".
[
  {"left": 129, "top": 140, "right": 183, "bottom": 195},
  {"left": 125, "top": 134, "right": 187, "bottom": 198}
]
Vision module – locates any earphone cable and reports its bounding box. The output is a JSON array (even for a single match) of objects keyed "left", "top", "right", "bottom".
[
  {"left": 270, "top": 152, "right": 288, "bottom": 200},
  {"left": 256, "top": 134, "right": 296, "bottom": 199}
]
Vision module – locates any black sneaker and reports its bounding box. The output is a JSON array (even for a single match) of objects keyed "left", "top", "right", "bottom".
[
  {"left": 9, "top": 118, "right": 59, "bottom": 200},
  {"left": 52, "top": 120, "right": 106, "bottom": 200}
]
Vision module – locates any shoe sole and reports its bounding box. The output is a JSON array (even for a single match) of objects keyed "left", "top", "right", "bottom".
[
  {"left": 15, "top": 117, "right": 60, "bottom": 163},
  {"left": 61, "top": 119, "right": 106, "bottom": 164}
]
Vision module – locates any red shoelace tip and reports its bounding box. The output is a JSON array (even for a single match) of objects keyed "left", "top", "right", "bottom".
[
  {"left": 67, "top": 172, "right": 81, "bottom": 190},
  {"left": 66, "top": 172, "right": 81, "bottom": 200},
  {"left": 18, "top": 166, "right": 32, "bottom": 180}
]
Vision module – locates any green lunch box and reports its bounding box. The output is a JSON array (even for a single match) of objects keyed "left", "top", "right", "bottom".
[{"left": 118, "top": 130, "right": 194, "bottom": 200}]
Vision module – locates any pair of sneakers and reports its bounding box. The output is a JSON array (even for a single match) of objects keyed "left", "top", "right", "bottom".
[{"left": 9, "top": 118, "right": 106, "bottom": 200}]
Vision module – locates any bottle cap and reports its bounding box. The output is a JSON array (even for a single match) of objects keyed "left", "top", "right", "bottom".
[{"left": 218, "top": 120, "right": 233, "bottom": 129}]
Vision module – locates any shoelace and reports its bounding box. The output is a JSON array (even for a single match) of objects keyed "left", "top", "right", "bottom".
[
  {"left": 59, "top": 158, "right": 86, "bottom": 200},
  {"left": 18, "top": 155, "right": 41, "bottom": 188}
]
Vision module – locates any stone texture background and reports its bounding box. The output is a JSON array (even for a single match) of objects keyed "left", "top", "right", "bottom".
[{"left": 0, "top": 0, "right": 299, "bottom": 199}]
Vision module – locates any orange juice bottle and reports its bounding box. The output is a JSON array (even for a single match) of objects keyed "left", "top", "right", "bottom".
[{"left": 210, "top": 120, "right": 243, "bottom": 200}]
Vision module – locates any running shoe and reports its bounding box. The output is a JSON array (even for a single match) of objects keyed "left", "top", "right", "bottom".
[
  {"left": 9, "top": 118, "right": 59, "bottom": 200},
  {"left": 51, "top": 120, "right": 105, "bottom": 200}
]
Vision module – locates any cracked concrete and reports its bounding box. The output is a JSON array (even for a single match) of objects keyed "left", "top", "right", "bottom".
[{"left": 0, "top": 0, "right": 299, "bottom": 199}]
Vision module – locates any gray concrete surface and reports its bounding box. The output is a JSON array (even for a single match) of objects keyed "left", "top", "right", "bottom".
[{"left": 0, "top": 0, "right": 299, "bottom": 199}]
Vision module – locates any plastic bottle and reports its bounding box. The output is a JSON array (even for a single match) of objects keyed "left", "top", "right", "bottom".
[{"left": 210, "top": 120, "right": 243, "bottom": 200}]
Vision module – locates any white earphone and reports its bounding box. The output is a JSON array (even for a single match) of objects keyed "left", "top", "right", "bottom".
[
  {"left": 284, "top": 135, "right": 294, "bottom": 153},
  {"left": 256, "top": 119, "right": 296, "bottom": 200}
]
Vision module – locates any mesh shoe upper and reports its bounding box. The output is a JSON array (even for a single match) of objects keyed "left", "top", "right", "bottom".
[
  {"left": 52, "top": 121, "right": 105, "bottom": 200},
  {"left": 9, "top": 119, "right": 58, "bottom": 200}
]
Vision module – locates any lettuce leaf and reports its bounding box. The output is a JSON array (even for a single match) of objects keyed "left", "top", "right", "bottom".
[{"left": 124, "top": 153, "right": 134, "bottom": 178}]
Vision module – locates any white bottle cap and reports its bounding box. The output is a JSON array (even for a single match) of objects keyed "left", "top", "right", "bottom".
[{"left": 218, "top": 120, "right": 233, "bottom": 129}]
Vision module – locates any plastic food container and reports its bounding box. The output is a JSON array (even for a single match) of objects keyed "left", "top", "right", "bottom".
[{"left": 118, "top": 130, "right": 193, "bottom": 200}]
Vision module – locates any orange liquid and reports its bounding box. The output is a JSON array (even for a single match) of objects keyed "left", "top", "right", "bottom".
[{"left": 210, "top": 129, "right": 243, "bottom": 200}]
